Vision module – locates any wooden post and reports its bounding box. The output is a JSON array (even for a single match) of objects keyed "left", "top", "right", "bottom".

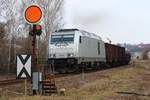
[
  {"left": 81, "top": 67, "right": 84, "bottom": 81},
  {"left": 25, "top": 79, "right": 27, "bottom": 96}
]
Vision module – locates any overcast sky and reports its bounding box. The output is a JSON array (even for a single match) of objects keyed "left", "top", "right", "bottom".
[{"left": 64, "top": 0, "right": 150, "bottom": 44}]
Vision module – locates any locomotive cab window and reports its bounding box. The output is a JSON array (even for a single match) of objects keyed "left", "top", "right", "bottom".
[
  {"left": 51, "top": 34, "right": 74, "bottom": 44},
  {"left": 97, "top": 42, "right": 100, "bottom": 55}
]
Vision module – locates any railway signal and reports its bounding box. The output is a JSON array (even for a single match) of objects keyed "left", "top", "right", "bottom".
[
  {"left": 24, "top": 4, "right": 43, "bottom": 95},
  {"left": 24, "top": 5, "right": 42, "bottom": 24},
  {"left": 24, "top": 4, "right": 43, "bottom": 71},
  {"left": 29, "top": 25, "right": 42, "bottom": 36},
  {"left": 34, "top": 25, "right": 42, "bottom": 36},
  {"left": 23, "top": 4, "right": 57, "bottom": 95}
]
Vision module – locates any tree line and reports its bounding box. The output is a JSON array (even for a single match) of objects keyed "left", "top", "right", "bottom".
[{"left": 0, "top": 0, "right": 64, "bottom": 74}]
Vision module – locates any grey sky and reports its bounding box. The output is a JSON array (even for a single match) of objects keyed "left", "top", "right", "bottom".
[{"left": 64, "top": 0, "right": 150, "bottom": 44}]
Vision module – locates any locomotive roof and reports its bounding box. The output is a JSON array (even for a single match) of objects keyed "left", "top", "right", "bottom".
[
  {"left": 54, "top": 28, "right": 102, "bottom": 40},
  {"left": 54, "top": 29, "right": 79, "bottom": 32},
  {"left": 80, "top": 30, "right": 102, "bottom": 40}
]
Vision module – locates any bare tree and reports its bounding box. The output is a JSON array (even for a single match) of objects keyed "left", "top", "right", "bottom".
[
  {"left": 0, "top": 0, "right": 19, "bottom": 73},
  {"left": 36, "top": 0, "right": 64, "bottom": 58},
  {"left": 0, "top": 23, "right": 7, "bottom": 41},
  {"left": 19, "top": 0, "right": 64, "bottom": 58},
  {"left": 0, "top": 23, "right": 9, "bottom": 73},
  {"left": 0, "top": 0, "right": 64, "bottom": 73}
]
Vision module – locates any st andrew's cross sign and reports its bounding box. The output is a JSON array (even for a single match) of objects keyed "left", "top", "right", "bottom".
[{"left": 17, "top": 54, "right": 31, "bottom": 79}]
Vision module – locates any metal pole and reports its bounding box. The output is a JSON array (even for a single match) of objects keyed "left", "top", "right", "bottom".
[
  {"left": 32, "top": 32, "right": 37, "bottom": 72},
  {"left": 32, "top": 26, "right": 38, "bottom": 95}
]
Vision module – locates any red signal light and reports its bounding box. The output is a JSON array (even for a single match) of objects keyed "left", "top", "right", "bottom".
[
  {"left": 33, "top": 25, "right": 42, "bottom": 30},
  {"left": 30, "top": 24, "right": 42, "bottom": 36},
  {"left": 36, "top": 25, "right": 42, "bottom": 30}
]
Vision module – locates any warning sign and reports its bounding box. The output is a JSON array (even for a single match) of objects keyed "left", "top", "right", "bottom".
[{"left": 17, "top": 54, "right": 31, "bottom": 79}]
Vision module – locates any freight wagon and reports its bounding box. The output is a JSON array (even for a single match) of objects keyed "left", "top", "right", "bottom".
[{"left": 105, "top": 43, "right": 130, "bottom": 66}]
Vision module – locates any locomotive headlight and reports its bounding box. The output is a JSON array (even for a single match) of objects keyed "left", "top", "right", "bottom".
[
  {"left": 70, "top": 53, "right": 74, "bottom": 57},
  {"left": 67, "top": 53, "right": 74, "bottom": 57}
]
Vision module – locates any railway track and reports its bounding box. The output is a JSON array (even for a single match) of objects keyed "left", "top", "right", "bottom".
[
  {"left": 0, "top": 73, "right": 70, "bottom": 86},
  {"left": 0, "top": 74, "right": 76, "bottom": 86},
  {"left": 0, "top": 79, "right": 28, "bottom": 86},
  {"left": 0, "top": 64, "right": 129, "bottom": 86}
]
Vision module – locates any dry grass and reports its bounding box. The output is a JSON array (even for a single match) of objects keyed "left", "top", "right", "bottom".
[{"left": 1, "top": 60, "right": 150, "bottom": 100}]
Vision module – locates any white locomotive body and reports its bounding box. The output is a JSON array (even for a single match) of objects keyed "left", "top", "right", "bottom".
[{"left": 48, "top": 29, "right": 106, "bottom": 73}]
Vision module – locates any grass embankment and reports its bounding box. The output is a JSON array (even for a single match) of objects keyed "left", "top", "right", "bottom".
[{"left": 1, "top": 60, "right": 150, "bottom": 100}]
